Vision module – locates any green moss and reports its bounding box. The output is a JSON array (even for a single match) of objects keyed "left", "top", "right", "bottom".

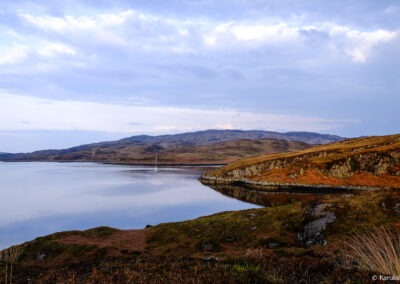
[
  {"left": 148, "top": 203, "right": 303, "bottom": 255},
  {"left": 83, "top": 226, "right": 118, "bottom": 238},
  {"left": 349, "top": 157, "right": 360, "bottom": 171},
  {"left": 19, "top": 236, "right": 62, "bottom": 261}
]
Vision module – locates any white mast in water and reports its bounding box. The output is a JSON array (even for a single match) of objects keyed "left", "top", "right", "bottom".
[{"left": 154, "top": 152, "right": 158, "bottom": 172}]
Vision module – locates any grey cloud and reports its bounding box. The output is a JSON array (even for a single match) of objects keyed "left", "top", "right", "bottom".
[
  {"left": 0, "top": 0, "right": 399, "bottom": 143},
  {"left": 221, "top": 66, "right": 244, "bottom": 80}
]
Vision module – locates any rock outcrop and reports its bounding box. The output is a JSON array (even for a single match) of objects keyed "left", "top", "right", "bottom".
[
  {"left": 201, "top": 134, "right": 400, "bottom": 190},
  {"left": 298, "top": 204, "right": 336, "bottom": 247}
]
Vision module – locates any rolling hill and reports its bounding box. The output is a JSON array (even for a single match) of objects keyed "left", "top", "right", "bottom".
[
  {"left": 202, "top": 134, "right": 400, "bottom": 189},
  {"left": 0, "top": 130, "right": 343, "bottom": 164},
  {"left": 3, "top": 133, "right": 400, "bottom": 283}
]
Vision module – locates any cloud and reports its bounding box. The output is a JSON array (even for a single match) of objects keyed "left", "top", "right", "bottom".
[
  {"left": 14, "top": 8, "right": 399, "bottom": 65},
  {"left": 325, "top": 25, "right": 398, "bottom": 63},
  {"left": 0, "top": 1, "right": 398, "bottom": 145},
  {"left": 0, "top": 25, "right": 77, "bottom": 67},
  {"left": 37, "top": 41, "right": 76, "bottom": 57},
  {"left": 0, "top": 92, "right": 348, "bottom": 134},
  {"left": 20, "top": 11, "right": 135, "bottom": 33},
  {"left": 19, "top": 11, "right": 135, "bottom": 48},
  {"left": 204, "top": 22, "right": 300, "bottom": 48},
  {"left": 0, "top": 45, "right": 29, "bottom": 65}
]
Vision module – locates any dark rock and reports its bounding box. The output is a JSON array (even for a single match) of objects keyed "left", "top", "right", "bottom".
[
  {"left": 36, "top": 251, "right": 46, "bottom": 260},
  {"left": 261, "top": 237, "right": 286, "bottom": 248},
  {"left": 299, "top": 203, "right": 336, "bottom": 247},
  {"left": 247, "top": 213, "right": 256, "bottom": 219},
  {"left": 225, "top": 236, "right": 235, "bottom": 243},
  {"left": 302, "top": 212, "right": 335, "bottom": 240},
  {"left": 305, "top": 240, "right": 314, "bottom": 247},
  {"left": 200, "top": 257, "right": 218, "bottom": 263},
  {"left": 201, "top": 243, "right": 215, "bottom": 252},
  {"left": 267, "top": 242, "right": 282, "bottom": 249},
  {"left": 297, "top": 232, "right": 303, "bottom": 242},
  {"left": 314, "top": 233, "right": 327, "bottom": 246},
  {"left": 394, "top": 203, "right": 400, "bottom": 215}
]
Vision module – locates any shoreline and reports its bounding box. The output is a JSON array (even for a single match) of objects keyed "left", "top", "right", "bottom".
[
  {"left": 0, "top": 160, "right": 227, "bottom": 167},
  {"left": 200, "top": 174, "right": 385, "bottom": 192}
]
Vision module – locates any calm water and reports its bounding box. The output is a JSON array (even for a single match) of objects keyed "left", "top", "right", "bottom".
[{"left": 0, "top": 162, "right": 259, "bottom": 249}]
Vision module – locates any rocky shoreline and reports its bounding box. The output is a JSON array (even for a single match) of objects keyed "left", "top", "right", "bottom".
[{"left": 200, "top": 174, "right": 382, "bottom": 193}]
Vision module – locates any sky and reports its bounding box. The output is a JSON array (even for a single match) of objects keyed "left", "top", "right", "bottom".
[{"left": 0, "top": 0, "right": 399, "bottom": 152}]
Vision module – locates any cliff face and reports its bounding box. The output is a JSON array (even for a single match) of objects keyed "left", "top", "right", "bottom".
[{"left": 202, "top": 134, "right": 400, "bottom": 189}]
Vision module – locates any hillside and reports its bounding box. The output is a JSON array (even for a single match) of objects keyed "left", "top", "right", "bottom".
[
  {"left": 2, "top": 133, "right": 400, "bottom": 283},
  {"left": 202, "top": 134, "right": 400, "bottom": 189},
  {"left": 0, "top": 130, "right": 343, "bottom": 164},
  {"left": 3, "top": 187, "right": 400, "bottom": 283}
]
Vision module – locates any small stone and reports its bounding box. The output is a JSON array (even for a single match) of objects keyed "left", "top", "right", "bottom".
[
  {"left": 36, "top": 251, "right": 46, "bottom": 260},
  {"left": 305, "top": 240, "right": 314, "bottom": 247},
  {"left": 297, "top": 233, "right": 303, "bottom": 241},
  {"left": 225, "top": 236, "right": 234, "bottom": 242},
  {"left": 267, "top": 242, "right": 281, "bottom": 249},
  {"left": 250, "top": 226, "right": 257, "bottom": 231},
  {"left": 201, "top": 257, "right": 217, "bottom": 263},
  {"left": 247, "top": 213, "right": 256, "bottom": 219},
  {"left": 201, "top": 243, "right": 215, "bottom": 252}
]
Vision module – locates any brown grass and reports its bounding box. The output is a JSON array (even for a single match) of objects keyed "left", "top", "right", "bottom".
[
  {"left": 212, "top": 134, "right": 400, "bottom": 174},
  {"left": 58, "top": 228, "right": 150, "bottom": 254},
  {"left": 206, "top": 133, "right": 400, "bottom": 188},
  {"left": 346, "top": 226, "right": 400, "bottom": 275}
]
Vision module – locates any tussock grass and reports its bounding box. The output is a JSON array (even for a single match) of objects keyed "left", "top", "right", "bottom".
[{"left": 346, "top": 226, "right": 400, "bottom": 275}]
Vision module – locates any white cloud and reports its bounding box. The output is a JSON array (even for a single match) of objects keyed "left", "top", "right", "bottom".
[
  {"left": 213, "top": 123, "right": 234, "bottom": 130},
  {"left": 19, "top": 11, "right": 135, "bottom": 47},
  {"left": 18, "top": 9, "right": 398, "bottom": 64},
  {"left": 0, "top": 24, "right": 78, "bottom": 66},
  {"left": 20, "top": 10, "right": 135, "bottom": 33},
  {"left": 203, "top": 21, "right": 300, "bottom": 48},
  {"left": 0, "top": 92, "right": 347, "bottom": 134},
  {"left": 325, "top": 24, "right": 397, "bottom": 63},
  {"left": 0, "top": 45, "right": 29, "bottom": 65},
  {"left": 36, "top": 41, "right": 76, "bottom": 57}
]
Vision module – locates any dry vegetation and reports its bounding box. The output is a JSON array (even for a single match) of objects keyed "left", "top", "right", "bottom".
[
  {"left": 204, "top": 134, "right": 400, "bottom": 188},
  {"left": 346, "top": 226, "right": 400, "bottom": 276},
  {"left": 1, "top": 138, "right": 310, "bottom": 165},
  {"left": 2, "top": 134, "right": 400, "bottom": 282},
  {"left": 2, "top": 187, "right": 400, "bottom": 283}
]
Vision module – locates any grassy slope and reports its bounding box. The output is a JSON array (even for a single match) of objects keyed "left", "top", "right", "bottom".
[
  {"left": 30, "top": 138, "right": 310, "bottom": 165},
  {"left": 2, "top": 188, "right": 400, "bottom": 283},
  {"left": 2, "top": 134, "right": 400, "bottom": 282},
  {"left": 204, "top": 134, "right": 400, "bottom": 188}
]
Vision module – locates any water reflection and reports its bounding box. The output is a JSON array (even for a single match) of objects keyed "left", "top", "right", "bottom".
[
  {"left": 206, "top": 183, "right": 356, "bottom": 207},
  {"left": 0, "top": 162, "right": 259, "bottom": 249}
]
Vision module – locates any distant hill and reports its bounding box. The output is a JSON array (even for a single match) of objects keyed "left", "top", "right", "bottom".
[
  {"left": 202, "top": 134, "right": 400, "bottom": 188},
  {"left": 116, "top": 130, "right": 344, "bottom": 146},
  {"left": 0, "top": 130, "right": 344, "bottom": 164}
]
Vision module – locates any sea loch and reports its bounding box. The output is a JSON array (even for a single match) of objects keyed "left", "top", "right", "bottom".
[{"left": 0, "top": 162, "right": 259, "bottom": 249}]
